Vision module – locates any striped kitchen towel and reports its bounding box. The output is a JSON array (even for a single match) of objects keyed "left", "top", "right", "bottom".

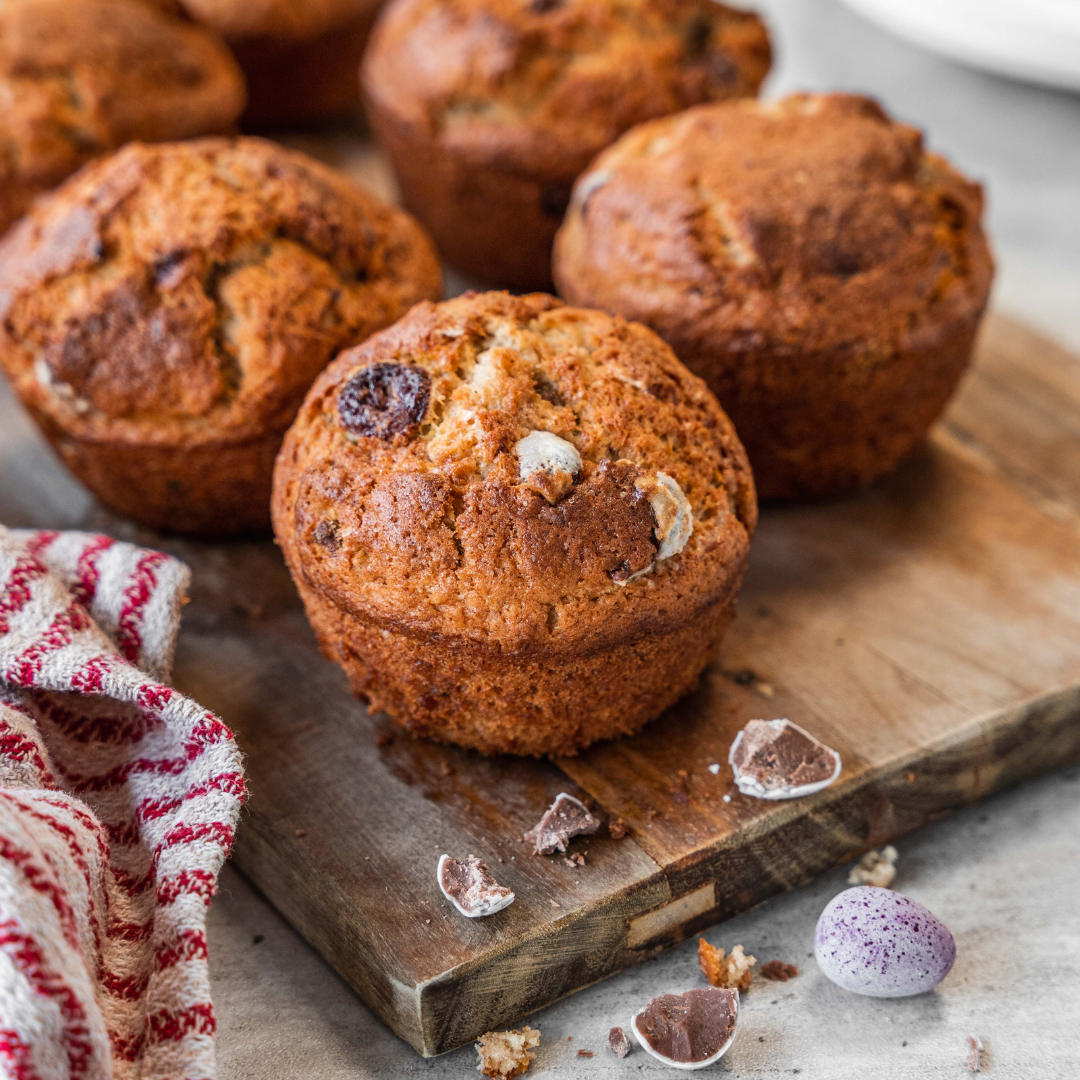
[{"left": 0, "top": 526, "right": 246, "bottom": 1080}]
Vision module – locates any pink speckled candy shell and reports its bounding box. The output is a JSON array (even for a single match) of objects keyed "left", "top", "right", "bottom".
[{"left": 814, "top": 886, "right": 956, "bottom": 997}]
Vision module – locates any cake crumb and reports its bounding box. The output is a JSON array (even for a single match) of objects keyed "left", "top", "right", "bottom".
[
  {"left": 375, "top": 732, "right": 394, "bottom": 747},
  {"left": 608, "top": 818, "right": 627, "bottom": 839},
  {"left": 476, "top": 1027, "right": 540, "bottom": 1079},
  {"left": 294, "top": 828, "right": 306, "bottom": 838},
  {"left": 965, "top": 1035, "right": 984, "bottom": 1072},
  {"left": 698, "top": 938, "right": 756, "bottom": 991},
  {"left": 608, "top": 1026, "right": 632, "bottom": 1058},
  {"left": 848, "top": 845, "right": 898, "bottom": 888},
  {"left": 577, "top": 1050, "right": 594, "bottom": 1058},
  {"left": 759, "top": 960, "right": 799, "bottom": 981}
]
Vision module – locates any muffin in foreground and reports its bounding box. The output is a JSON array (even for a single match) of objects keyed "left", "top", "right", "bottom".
[
  {"left": 554, "top": 93, "right": 994, "bottom": 500},
  {"left": 0, "top": 137, "right": 441, "bottom": 534},
  {"left": 177, "top": 0, "right": 384, "bottom": 126},
  {"left": 273, "top": 292, "right": 756, "bottom": 756},
  {"left": 361, "top": 0, "right": 770, "bottom": 291},
  {"left": 0, "top": 0, "right": 245, "bottom": 235}
]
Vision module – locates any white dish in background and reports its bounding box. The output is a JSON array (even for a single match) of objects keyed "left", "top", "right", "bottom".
[{"left": 838, "top": 0, "right": 1080, "bottom": 92}]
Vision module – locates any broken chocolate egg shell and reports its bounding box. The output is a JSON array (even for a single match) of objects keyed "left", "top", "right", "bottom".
[
  {"left": 630, "top": 987, "right": 740, "bottom": 1071},
  {"left": 338, "top": 362, "right": 431, "bottom": 439},
  {"left": 437, "top": 854, "right": 515, "bottom": 918},
  {"left": 516, "top": 429, "right": 582, "bottom": 504},
  {"left": 728, "top": 718, "right": 842, "bottom": 801}
]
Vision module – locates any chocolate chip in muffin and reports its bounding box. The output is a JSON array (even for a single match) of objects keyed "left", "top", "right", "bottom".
[{"left": 338, "top": 363, "right": 432, "bottom": 439}]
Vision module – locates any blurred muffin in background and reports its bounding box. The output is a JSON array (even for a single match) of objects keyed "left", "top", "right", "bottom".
[
  {"left": 362, "top": 0, "right": 771, "bottom": 291},
  {"left": 554, "top": 94, "right": 994, "bottom": 499},
  {"left": 0, "top": 0, "right": 245, "bottom": 235},
  {"left": 176, "top": 0, "right": 385, "bottom": 127},
  {"left": 0, "top": 137, "right": 441, "bottom": 534}
]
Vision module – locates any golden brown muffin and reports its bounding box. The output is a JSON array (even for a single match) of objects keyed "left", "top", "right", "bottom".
[
  {"left": 0, "top": 137, "right": 442, "bottom": 534},
  {"left": 554, "top": 93, "right": 995, "bottom": 500},
  {"left": 0, "top": 0, "right": 246, "bottom": 236},
  {"left": 273, "top": 291, "right": 757, "bottom": 756},
  {"left": 177, "top": 0, "right": 385, "bottom": 127},
  {"left": 362, "top": 0, "right": 771, "bottom": 291}
]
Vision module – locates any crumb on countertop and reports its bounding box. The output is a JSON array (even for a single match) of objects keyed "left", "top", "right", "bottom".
[
  {"left": 609, "top": 1026, "right": 632, "bottom": 1058},
  {"left": 698, "top": 938, "right": 756, "bottom": 991},
  {"left": 759, "top": 960, "right": 799, "bottom": 981},
  {"left": 476, "top": 1027, "right": 540, "bottom": 1079},
  {"left": 848, "top": 845, "right": 898, "bottom": 888},
  {"left": 966, "top": 1035, "right": 984, "bottom": 1073}
]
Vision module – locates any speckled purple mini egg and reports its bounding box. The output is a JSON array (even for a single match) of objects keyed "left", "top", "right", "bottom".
[{"left": 814, "top": 886, "right": 956, "bottom": 997}]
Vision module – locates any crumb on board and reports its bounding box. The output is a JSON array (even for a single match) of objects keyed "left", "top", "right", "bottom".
[
  {"left": 966, "top": 1035, "right": 984, "bottom": 1072},
  {"left": 759, "top": 960, "right": 799, "bottom": 981},
  {"left": 577, "top": 1050, "right": 594, "bottom": 1058},
  {"left": 294, "top": 828, "right": 306, "bottom": 838},
  {"left": 476, "top": 1026, "right": 540, "bottom": 1079},
  {"left": 609, "top": 1026, "right": 631, "bottom": 1058},
  {"left": 609, "top": 818, "right": 627, "bottom": 839},
  {"left": 698, "top": 938, "right": 756, "bottom": 991},
  {"left": 848, "top": 845, "right": 899, "bottom": 888}
]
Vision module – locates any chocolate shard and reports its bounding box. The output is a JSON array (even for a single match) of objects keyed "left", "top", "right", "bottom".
[
  {"left": 523, "top": 792, "right": 600, "bottom": 855},
  {"left": 632, "top": 986, "right": 739, "bottom": 1068},
  {"left": 437, "top": 854, "right": 514, "bottom": 918},
  {"left": 728, "top": 718, "right": 841, "bottom": 800},
  {"left": 338, "top": 362, "right": 431, "bottom": 439},
  {"left": 608, "top": 1026, "right": 632, "bottom": 1058}
]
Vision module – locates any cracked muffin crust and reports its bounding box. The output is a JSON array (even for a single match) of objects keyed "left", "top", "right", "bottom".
[
  {"left": 273, "top": 291, "right": 756, "bottom": 756},
  {"left": 361, "top": 0, "right": 770, "bottom": 290},
  {"left": 0, "top": 137, "right": 441, "bottom": 534},
  {"left": 178, "top": 0, "right": 385, "bottom": 126},
  {"left": 554, "top": 93, "right": 995, "bottom": 499},
  {"left": 0, "top": 0, "right": 245, "bottom": 235}
]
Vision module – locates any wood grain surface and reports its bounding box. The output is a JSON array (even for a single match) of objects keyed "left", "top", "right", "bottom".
[{"left": 2, "top": 208, "right": 1079, "bottom": 1056}]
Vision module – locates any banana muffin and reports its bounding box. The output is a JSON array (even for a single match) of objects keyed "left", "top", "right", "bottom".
[
  {"left": 554, "top": 94, "right": 995, "bottom": 499},
  {"left": 0, "top": 0, "right": 245, "bottom": 236},
  {"left": 0, "top": 137, "right": 441, "bottom": 534},
  {"left": 177, "top": 0, "right": 385, "bottom": 126},
  {"left": 361, "top": 0, "right": 771, "bottom": 291},
  {"left": 273, "top": 291, "right": 757, "bottom": 756}
]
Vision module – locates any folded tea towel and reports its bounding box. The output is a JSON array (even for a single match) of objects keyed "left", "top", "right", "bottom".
[{"left": 0, "top": 526, "right": 246, "bottom": 1080}]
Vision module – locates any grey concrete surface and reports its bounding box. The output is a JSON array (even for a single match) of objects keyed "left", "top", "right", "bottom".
[{"left": 207, "top": 2, "right": 1080, "bottom": 1076}]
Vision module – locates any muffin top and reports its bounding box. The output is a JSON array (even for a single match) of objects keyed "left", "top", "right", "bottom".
[
  {"left": 362, "top": 0, "right": 771, "bottom": 176},
  {"left": 177, "top": 0, "right": 377, "bottom": 40},
  {"left": 554, "top": 94, "right": 994, "bottom": 355},
  {"left": 273, "top": 291, "right": 756, "bottom": 656},
  {"left": 0, "top": 0, "right": 245, "bottom": 230},
  {"left": 0, "top": 137, "right": 442, "bottom": 446}
]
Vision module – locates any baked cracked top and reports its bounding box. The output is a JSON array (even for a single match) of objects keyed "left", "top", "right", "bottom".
[
  {"left": 177, "top": 0, "right": 376, "bottom": 40},
  {"left": 274, "top": 292, "right": 756, "bottom": 655},
  {"left": 362, "top": 0, "right": 771, "bottom": 175},
  {"left": 0, "top": 137, "right": 442, "bottom": 447},
  {"left": 554, "top": 94, "right": 994, "bottom": 356},
  {"left": 0, "top": 0, "right": 246, "bottom": 233}
]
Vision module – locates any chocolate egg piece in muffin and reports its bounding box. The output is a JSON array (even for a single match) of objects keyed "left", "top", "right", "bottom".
[
  {"left": 0, "top": 137, "right": 441, "bottom": 534},
  {"left": 0, "top": 0, "right": 246, "bottom": 235},
  {"left": 554, "top": 93, "right": 995, "bottom": 500},
  {"left": 176, "top": 0, "right": 385, "bottom": 127},
  {"left": 361, "top": 0, "right": 771, "bottom": 291},
  {"left": 273, "top": 291, "right": 757, "bottom": 756}
]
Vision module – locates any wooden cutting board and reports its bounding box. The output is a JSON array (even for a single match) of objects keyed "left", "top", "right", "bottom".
[
  {"left": 3, "top": 312, "right": 1079, "bottom": 1058},
  {"left": 1, "top": 122, "right": 1079, "bottom": 1056}
]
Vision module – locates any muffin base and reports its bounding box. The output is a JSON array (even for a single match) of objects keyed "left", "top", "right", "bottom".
[
  {"left": 365, "top": 107, "right": 569, "bottom": 291},
  {"left": 235, "top": 11, "right": 378, "bottom": 128},
  {"left": 658, "top": 311, "right": 985, "bottom": 502},
  {"left": 29, "top": 406, "right": 281, "bottom": 534},
  {"left": 297, "top": 579, "right": 741, "bottom": 757}
]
